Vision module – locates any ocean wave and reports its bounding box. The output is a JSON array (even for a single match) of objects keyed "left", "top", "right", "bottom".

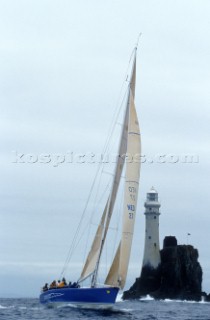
[
  {"left": 161, "top": 298, "right": 210, "bottom": 304},
  {"left": 139, "top": 295, "right": 154, "bottom": 301},
  {"left": 0, "top": 304, "right": 14, "bottom": 309},
  {"left": 116, "top": 292, "right": 123, "bottom": 302}
]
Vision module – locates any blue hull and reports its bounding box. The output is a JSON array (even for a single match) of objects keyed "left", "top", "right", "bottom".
[{"left": 40, "top": 287, "right": 119, "bottom": 307}]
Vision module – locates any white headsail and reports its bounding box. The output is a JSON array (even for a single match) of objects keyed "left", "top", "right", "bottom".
[{"left": 79, "top": 200, "right": 108, "bottom": 282}]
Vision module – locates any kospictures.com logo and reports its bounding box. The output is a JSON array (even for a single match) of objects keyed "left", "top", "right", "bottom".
[{"left": 11, "top": 151, "right": 199, "bottom": 167}]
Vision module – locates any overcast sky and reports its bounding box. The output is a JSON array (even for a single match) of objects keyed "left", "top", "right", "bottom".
[{"left": 0, "top": 0, "right": 210, "bottom": 298}]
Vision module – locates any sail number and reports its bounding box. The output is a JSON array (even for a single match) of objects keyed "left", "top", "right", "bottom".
[
  {"left": 128, "top": 187, "right": 137, "bottom": 219},
  {"left": 127, "top": 205, "right": 135, "bottom": 219},
  {"left": 130, "top": 194, "right": 136, "bottom": 201},
  {"left": 129, "top": 186, "right": 136, "bottom": 201},
  {"left": 129, "top": 212, "right": 134, "bottom": 219},
  {"left": 129, "top": 187, "right": 137, "bottom": 193},
  {"left": 127, "top": 204, "right": 135, "bottom": 211}
]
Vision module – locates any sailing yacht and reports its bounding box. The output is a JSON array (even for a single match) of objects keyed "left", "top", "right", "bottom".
[{"left": 40, "top": 45, "right": 141, "bottom": 307}]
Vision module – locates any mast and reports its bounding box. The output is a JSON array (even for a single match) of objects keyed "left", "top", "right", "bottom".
[{"left": 91, "top": 49, "right": 138, "bottom": 287}]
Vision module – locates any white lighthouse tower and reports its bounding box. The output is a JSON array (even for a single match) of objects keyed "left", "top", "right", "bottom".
[{"left": 142, "top": 187, "right": 161, "bottom": 269}]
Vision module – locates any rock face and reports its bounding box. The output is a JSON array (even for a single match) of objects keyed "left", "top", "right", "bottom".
[{"left": 123, "top": 236, "right": 204, "bottom": 301}]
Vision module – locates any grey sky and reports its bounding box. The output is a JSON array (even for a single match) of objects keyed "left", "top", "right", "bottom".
[{"left": 0, "top": 0, "right": 210, "bottom": 297}]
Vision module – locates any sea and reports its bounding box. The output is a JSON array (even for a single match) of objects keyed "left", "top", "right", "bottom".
[{"left": 0, "top": 295, "right": 210, "bottom": 320}]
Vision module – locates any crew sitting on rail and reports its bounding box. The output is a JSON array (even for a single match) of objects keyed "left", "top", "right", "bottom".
[
  {"left": 70, "top": 282, "right": 80, "bottom": 288},
  {"left": 62, "top": 277, "right": 67, "bottom": 286},
  {"left": 42, "top": 283, "right": 48, "bottom": 292},
  {"left": 49, "top": 280, "right": 57, "bottom": 289},
  {"left": 57, "top": 277, "right": 67, "bottom": 288}
]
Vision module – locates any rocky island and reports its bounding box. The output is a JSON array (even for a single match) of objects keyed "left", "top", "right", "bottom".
[{"left": 123, "top": 236, "right": 210, "bottom": 302}]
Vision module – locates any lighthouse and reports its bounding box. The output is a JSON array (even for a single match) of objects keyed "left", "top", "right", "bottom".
[
  {"left": 123, "top": 187, "right": 162, "bottom": 299},
  {"left": 142, "top": 187, "right": 161, "bottom": 269}
]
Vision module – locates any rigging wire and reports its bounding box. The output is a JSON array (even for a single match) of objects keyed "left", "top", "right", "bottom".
[
  {"left": 60, "top": 49, "right": 136, "bottom": 279},
  {"left": 60, "top": 98, "right": 126, "bottom": 278},
  {"left": 81, "top": 130, "right": 118, "bottom": 268}
]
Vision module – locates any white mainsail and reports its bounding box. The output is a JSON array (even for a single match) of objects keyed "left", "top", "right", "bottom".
[
  {"left": 79, "top": 48, "right": 140, "bottom": 289},
  {"left": 105, "top": 89, "right": 141, "bottom": 289},
  {"left": 118, "top": 90, "right": 140, "bottom": 289}
]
